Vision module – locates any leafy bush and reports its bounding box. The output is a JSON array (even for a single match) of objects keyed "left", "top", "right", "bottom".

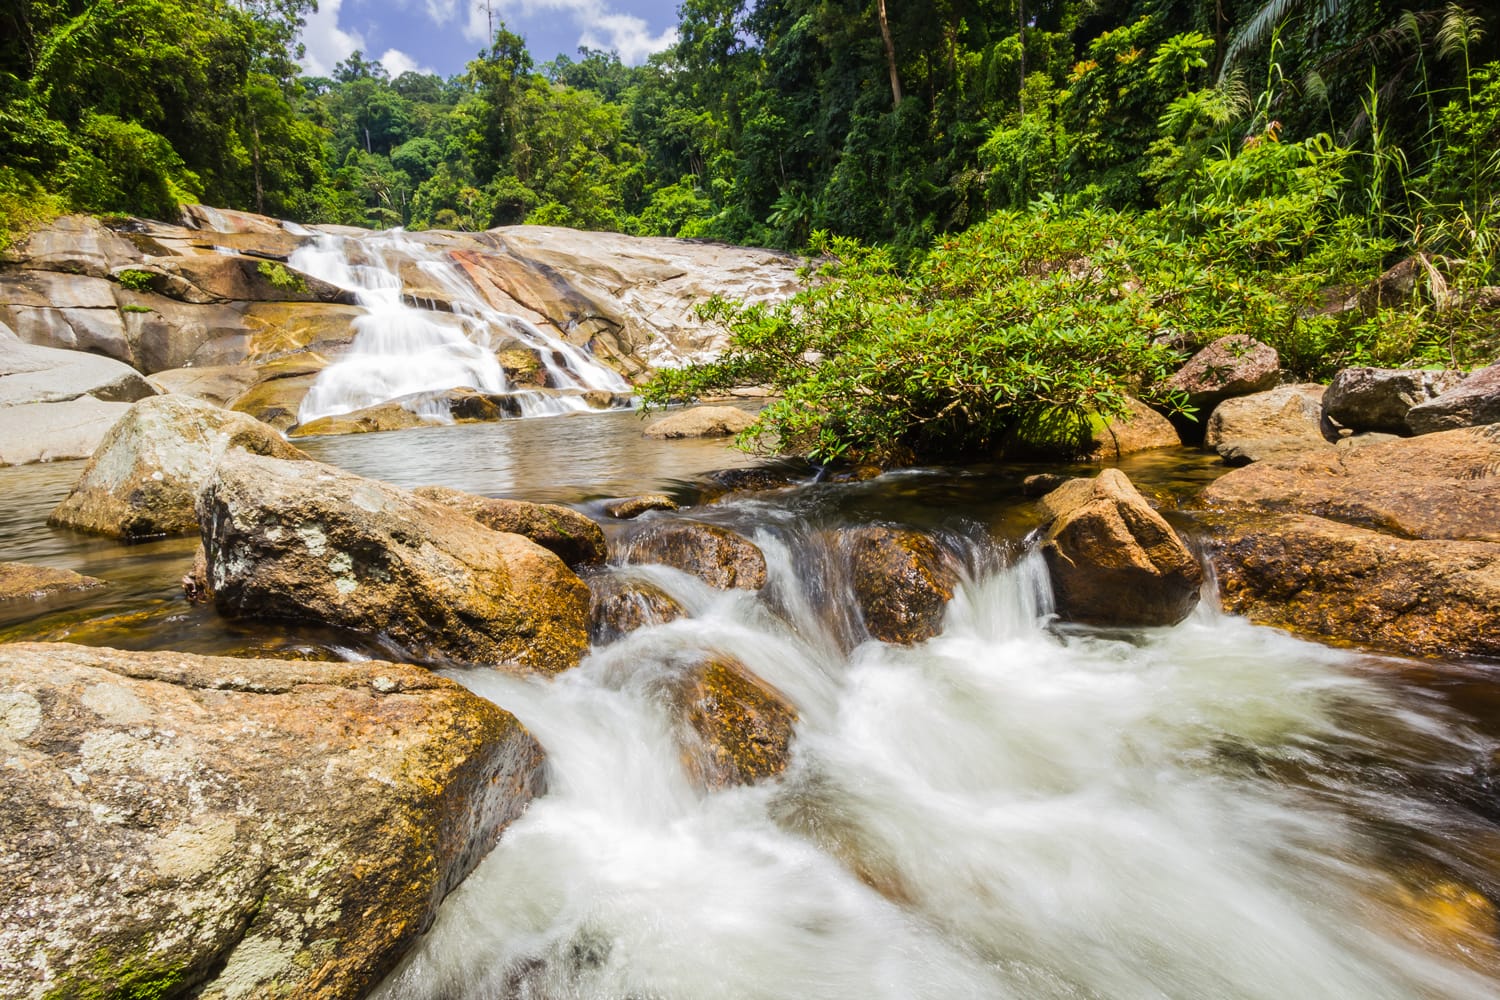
[
  {"left": 114, "top": 269, "right": 156, "bottom": 292},
  {"left": 256, "top": 260, "right": 308, "bottom": 294}
]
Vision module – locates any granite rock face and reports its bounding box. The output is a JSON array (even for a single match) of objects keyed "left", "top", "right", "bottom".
[
  {"left": 1323, "top": 367, "right": 1465, "bottom": 434},
  {"left": 1406, "top": 363, "right": 1500, "bottom": 435},
  {"left": 0, "top": 642, "right": 546, "bottom": 1000}
]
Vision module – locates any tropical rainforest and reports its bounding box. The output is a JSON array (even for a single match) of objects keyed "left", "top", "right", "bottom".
[{"left": 3, "top": 0, "right": 1500, "bottom": 460}]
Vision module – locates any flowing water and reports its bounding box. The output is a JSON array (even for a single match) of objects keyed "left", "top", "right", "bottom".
[
  {"left": 4, "top": 417, "right": 1500, "bottom": 998},
  {"left": 292, "top": 232, "right": 630, "bottom": 424}
]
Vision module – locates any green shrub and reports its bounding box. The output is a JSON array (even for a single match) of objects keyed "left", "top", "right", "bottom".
[
  {"left": 114, "top": 269, "right": 156, "bottom": 292},
  {"left": 256, "top": 260, "right": 308, "bottom": 294}
]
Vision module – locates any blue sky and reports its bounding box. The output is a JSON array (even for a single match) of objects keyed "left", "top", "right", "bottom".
[{"left": 299, "top": 0, "right": 682, "bottom": 79}]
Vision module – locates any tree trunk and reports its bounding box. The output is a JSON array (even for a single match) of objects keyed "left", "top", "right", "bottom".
[{"left": 876, "top": 0, "right": 903, "bottom": 108}]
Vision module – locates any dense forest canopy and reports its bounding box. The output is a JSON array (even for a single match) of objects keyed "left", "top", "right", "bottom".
[
  {"left": 4, "top": 1, "right": 1499, "bottom": 461},
  {"left": 3, "top": 1, "right": 1497, "bottom": 251}
]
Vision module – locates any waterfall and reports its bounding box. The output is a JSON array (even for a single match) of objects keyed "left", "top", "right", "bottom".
[{"left": 293, "top": 231, "right": 631, "bottom": 426}]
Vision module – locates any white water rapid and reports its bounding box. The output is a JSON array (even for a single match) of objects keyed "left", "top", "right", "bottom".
[
  {"left": 292, "top": 232, "right": 630, "bottom": 425},
  {"left": 374, "top": 522, "right": 1500, "bottom": 999}
]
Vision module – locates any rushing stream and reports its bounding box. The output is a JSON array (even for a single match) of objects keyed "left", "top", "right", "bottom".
[{"left": 4, "top": 415, "right": 1499, "bottom": 998}]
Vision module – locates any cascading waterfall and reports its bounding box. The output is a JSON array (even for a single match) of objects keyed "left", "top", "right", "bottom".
[
  {"left": 374, "top": 515, "right": 1500, "bottom": 1000},
  {"left": 293, "top": 231, "right": 630, "bottom": 425}
]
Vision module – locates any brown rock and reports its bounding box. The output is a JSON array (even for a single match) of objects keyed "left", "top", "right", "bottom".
[
  {"left": 1407, "top": 363, "right": 1500, "bottom": 435},
  {"left": 413, "top": 485, "right": 607, "bottom": 568},
  {"left": 1166, "top": 335, "right": 1280, "bottom": 414},
  {"left": 1082, "top": 397, "right": 1181, "bottom": 460},
  {"left": 622, "top": 521, "right": 768, "bottom": 590},
  {"left": 49, "top": 394, "right": 310, "bottom": 540},
  {"left": 1323, "top": 367, "right": 1465, "bottom": 434},
  {"left": 292, "top": 400, "right": 435, "bottom": 437},
  {"left": 111, "top": 255, "right": 353, "bottom": 306},
  {"left": 0, "top": 562, "right": 106, "bottom": 622},
  {"left": 1205, "top": 383, "right": 1332, "bottom": 465},
  {"left": 604, "top": 494, "right": 679, "bottom": 519},
  {"left": 1200, "top": 425, "right": 1500, "bottom": 543},
  {"left": 643, "top": 405, "right": 755, "bottom": 440},
  {"left": 1204, "top": 514, "right": 1500, "bottom": 660},
  {"left": 291, "top": 389, "right": 522, "bottom": 437},
  {"left": 227, "top": 364, "right": 324, "bottom": 432},
  {"left": 199, "top": 451, "right": 590, "bottom": 671},
  {"left": 0, "top": 642, "right": 545, "bottom": 1000},
  {"left": 699, "top": 464, "right": 808, "bottom": 501},
  {"left": 845, "top": 527, "right": 959, "bottom": 644},
  {"left": 587, "top": 575, "right": 685, "bottom": 643},
  {"left": 147, "top": 365, "right": 261, "bottom": 407},
  {"left": 671, "top": 654, "right": 797, "bottom": 791},
  {"left": 1037, "top": 469, "right": 1202, "bottom": 627}
]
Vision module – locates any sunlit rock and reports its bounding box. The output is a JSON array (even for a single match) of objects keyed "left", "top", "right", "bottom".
[
  {"left": 622, "top": 520, "right": 768, "bottom": 591},
  {"left": 1205, "top": 383, "right": 1333, "bottom": 465},
  {"left": 0, "top": 642, "right": 544, "bottom": 1000},
  {"left": 671, "top": 654, "right": 797, "bottom": 791},
  {"left": 844, "top": 526, "right": 959, "bottom": 645},
  {"left": 1407, "top": 362, "right": 1500, "bottom": 435},
  {"left": 586, "top": 574, "right": 685, "bottom": 644},
  {"left": 1166, "top": 334, "right": 1280, "bottom": 417},
  {"left": 1323, "top": 366, "right": 1465, "bottom": 434},
  {"left": 413, "top": 485, "right": 607, "bottom": 568}
]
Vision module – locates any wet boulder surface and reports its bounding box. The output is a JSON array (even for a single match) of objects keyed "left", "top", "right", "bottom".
[
  {"left": 668, "top": 653, "right": 798, "bottom": 792},
  {"left": 413, "top": 485, "right": 607, "bottom": 569},
  {"left": 844, "top": 526, "right": 960, "bottom": 645},
  {"left": 620, "top": 520, "right": 768, "bottom": 591},
  {"left": 0, "top": 642, "right": 545, "bottom": 1000}
]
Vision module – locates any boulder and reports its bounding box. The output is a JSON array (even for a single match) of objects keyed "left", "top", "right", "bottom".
[
  {"left": 292, "top": 400, "right": 436, "bottom": 437},
  {"left": 643, "top": 405, "right": 755, "bottom": 440},
  {"left": 1200, "top": 425, "right": 1500, "bottom": 543},
  {"left": 1037, "top": 469, "right": 1202, "bottom": 627},
  {"left": 845, "top": 527, "right": 959, "bottom": 644},
  {"left": 698, "top": 463, "right": 810, "bottom": 501},
  {"left": 1166, "top": 335, "right": 1280, "bottom": 414},
  {"left": 587, "top": 575, "right": 685, "bottom": 644},
  {"left": 0, "top": 642, "right": 545, "bottom": 1000},
  {"left": 1204, "top": 383, "right": 1332, "bottom": 465},
  {"left": 603, "top": 494, "right": 679, "bottom": 519},
  {"left": 1204, "top": 514, "right": 1500, "bottom": 660},
  {"left": 291, "top": 389, "right": 521, "bottom": 437},
  {"left": 1323, "top": 367, "right": 1465, "bottom": 434},
  {"left": 1407, "top": 363, "right": 1500, "bottom": 435},
  {"left": 0, "top": 562, "right": 105, "bottom": 623},
  {"left": 1082, "top": 397, "right": 1182, "bottom": 461},
  {"left": 670, "top": 654, "right": 797, "bottom": 791},
  {"left": 0, "top": 398, "right": 134, "bottom": 467},
  {"left": 0, "top": 336, "right": 156, "bottom": 407},
  {"left": 622, "top": 521, "right": 768, "bottom": 590},
  {"left": 227, "top": 360, "right": 326, "bottom": 432},
  {"left": 147, "top": 365, "right": 261, "bottom": 407},
  {"left": 412, "top": 485, "right": 607, "bottom": 568},
  {"left": 1005, "top": 398, "right": 1181, "bottom": 461},
  {"left": 198, "top": 451, "right": 591, "bottom": 671},
  {"left": 48, "top": 395, "right": 309, "bottom": 540}
]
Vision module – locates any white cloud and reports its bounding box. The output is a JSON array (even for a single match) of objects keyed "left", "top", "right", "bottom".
[
  {"left": 379, "top": 48, "right": 435, "bottom": 77},
  {"left": 299, "top": 0, "right": 366, "bottom": 76},
  {"left": 423, "top": 0, "right": 677, "bottom": 64}
]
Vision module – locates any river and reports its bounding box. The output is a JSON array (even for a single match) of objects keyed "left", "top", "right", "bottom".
[{"left": 3, "top": 411, "right": 1498, "bottom": 998}]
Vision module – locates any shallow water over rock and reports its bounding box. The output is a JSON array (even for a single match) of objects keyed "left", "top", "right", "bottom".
[{"left": 4, "top": 414, "right": 1500, "bottom": 998}]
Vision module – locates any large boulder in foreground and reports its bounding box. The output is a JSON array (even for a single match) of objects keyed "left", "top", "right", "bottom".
[
  {"left": 1407, "top": 363, "right": 1500, "bottom": 435},
  {"left": 48, "top": 394, "right": 308, "bottom": 540},
  {"left": 199, "top": 451, "right": 590, "bottom": 671},
  {"left": 622, "top": 521, "right": 768, "bottom": 590},
  {"left": 1166, "top": 335, "right": 1280, "bottom": 414},
  {"left": 643, "top": 405, "right": 756, "bottom": 440},
  {"left": 845, "top": 526, "right": 959, "bottom": 644},
  {"left": 0, "top": 642, "right": 545, "bottom": 1000},
  {"left": 1322, "top": 366, "right": 1465, "bottom": 434},
  {"left": 1204, "top": 383, "right": 1332, "bottom": 465},
  {"left": 1203, "top": 515, "right": 1500, "bottom": 661},
  {"left": 1200, "top": 425, "right": 1500, "bottom": 543},
  {"left": 413, "top": 485, "right": 607, "bottom": 568},
  {"left": 1037, "top": 469, "right": 1202, "bottom": 628}
]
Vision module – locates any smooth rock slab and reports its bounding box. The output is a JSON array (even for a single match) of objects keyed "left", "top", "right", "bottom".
[
  {"left": 1200, "top": 424, "right": 1500, "bottom": 543},
  {"left": 0, "top": 336, "right": 156, "bottom": 407},
  {"left": 49, "top": 394, "right": 309, "bottom": 540},
  {"left": 1037, "top": 469, "right": 1202, "bottom": 628},
  {"left": 1204, "top": 514, "right": 1500, "bottom": 661},
  {"left": 0, "top": 642, "right": 545, "bottom": 1000},
  {"left": 0, "top": 562, "right": 106, "bottom": 623},
  {"left": 0, "top": 397, "right": 133, "bottom": 467},
  {"left": 199, "top": 451, "right": 591, "bottom": 671}
]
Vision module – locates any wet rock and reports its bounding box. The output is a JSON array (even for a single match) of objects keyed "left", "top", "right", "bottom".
[
  {"left": 1037, "top": 469, "right": 1202, "bottom": 628},
  {"left": 1203, "top": 513, "right": 1500, "bottom": 660},
  {"left": 1205, "top": 383, "right": 1332, "bottom": 465},
  {"left": 413, "top": 485, "right": 607, "bottom": 568},
  {"left": 587, "top": 574, "right": 685, "bottom": 643},
  {"left": 603, "top": 494, "right": 679, "bottom": 519},
  {"left": 699, "top": 463, "right": 810, "bottom": 501},
  {"left": 292, "top": 400, "right": 436, "bottom": 437},
  {"left": 845, "top": 527, "right": 959, "bottom": 644},
  {"left": 0, "top": 562, "right": 106, "bottom": 623},
  {"left": 643, "top": 405, "right": 755, "bottom": 440},
  {"left": 291, "top": 389, "right": 522, "bottom": 437},
  {"left": 199, "top": 452, "right": 590, "bottom": 671},
  {"left": 182, "top": 544, "right": 212, "bottom": 604},
  {"left": 623, "top": 521, "right": 768, "bottom": 590},
  {"left": 147, "top": 365, "right": 260, "bottom": 407},
  {"left": 227, "top": 361, "right": 325, "bottom": 432},
  {"left": 48, "top": 395, "right": 309, "bottom": 541},
  {"left": 1166, "top": 335, "right": 1280, "bottom": 415},
  {"left": 1407, "top": 363, "right": 1500, "bottom": 435},
  {"left": 0, "top": 642, "right": 545, "bottom": 1000},
  {"left": 1323, "top": 367, "right": 1465, "bottom": 434},
  {"left": 1022, "top": 473, "right": 1072, "bottom": 497},
  {"left": 582, "top": 390, "right": 633, "bottom": 410},
  {"left": 671, "top": 654, "right": 797, "bottom": 791},
  {"left": 1200, "top": 425, "right": 1500, "bottom": 543}
]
